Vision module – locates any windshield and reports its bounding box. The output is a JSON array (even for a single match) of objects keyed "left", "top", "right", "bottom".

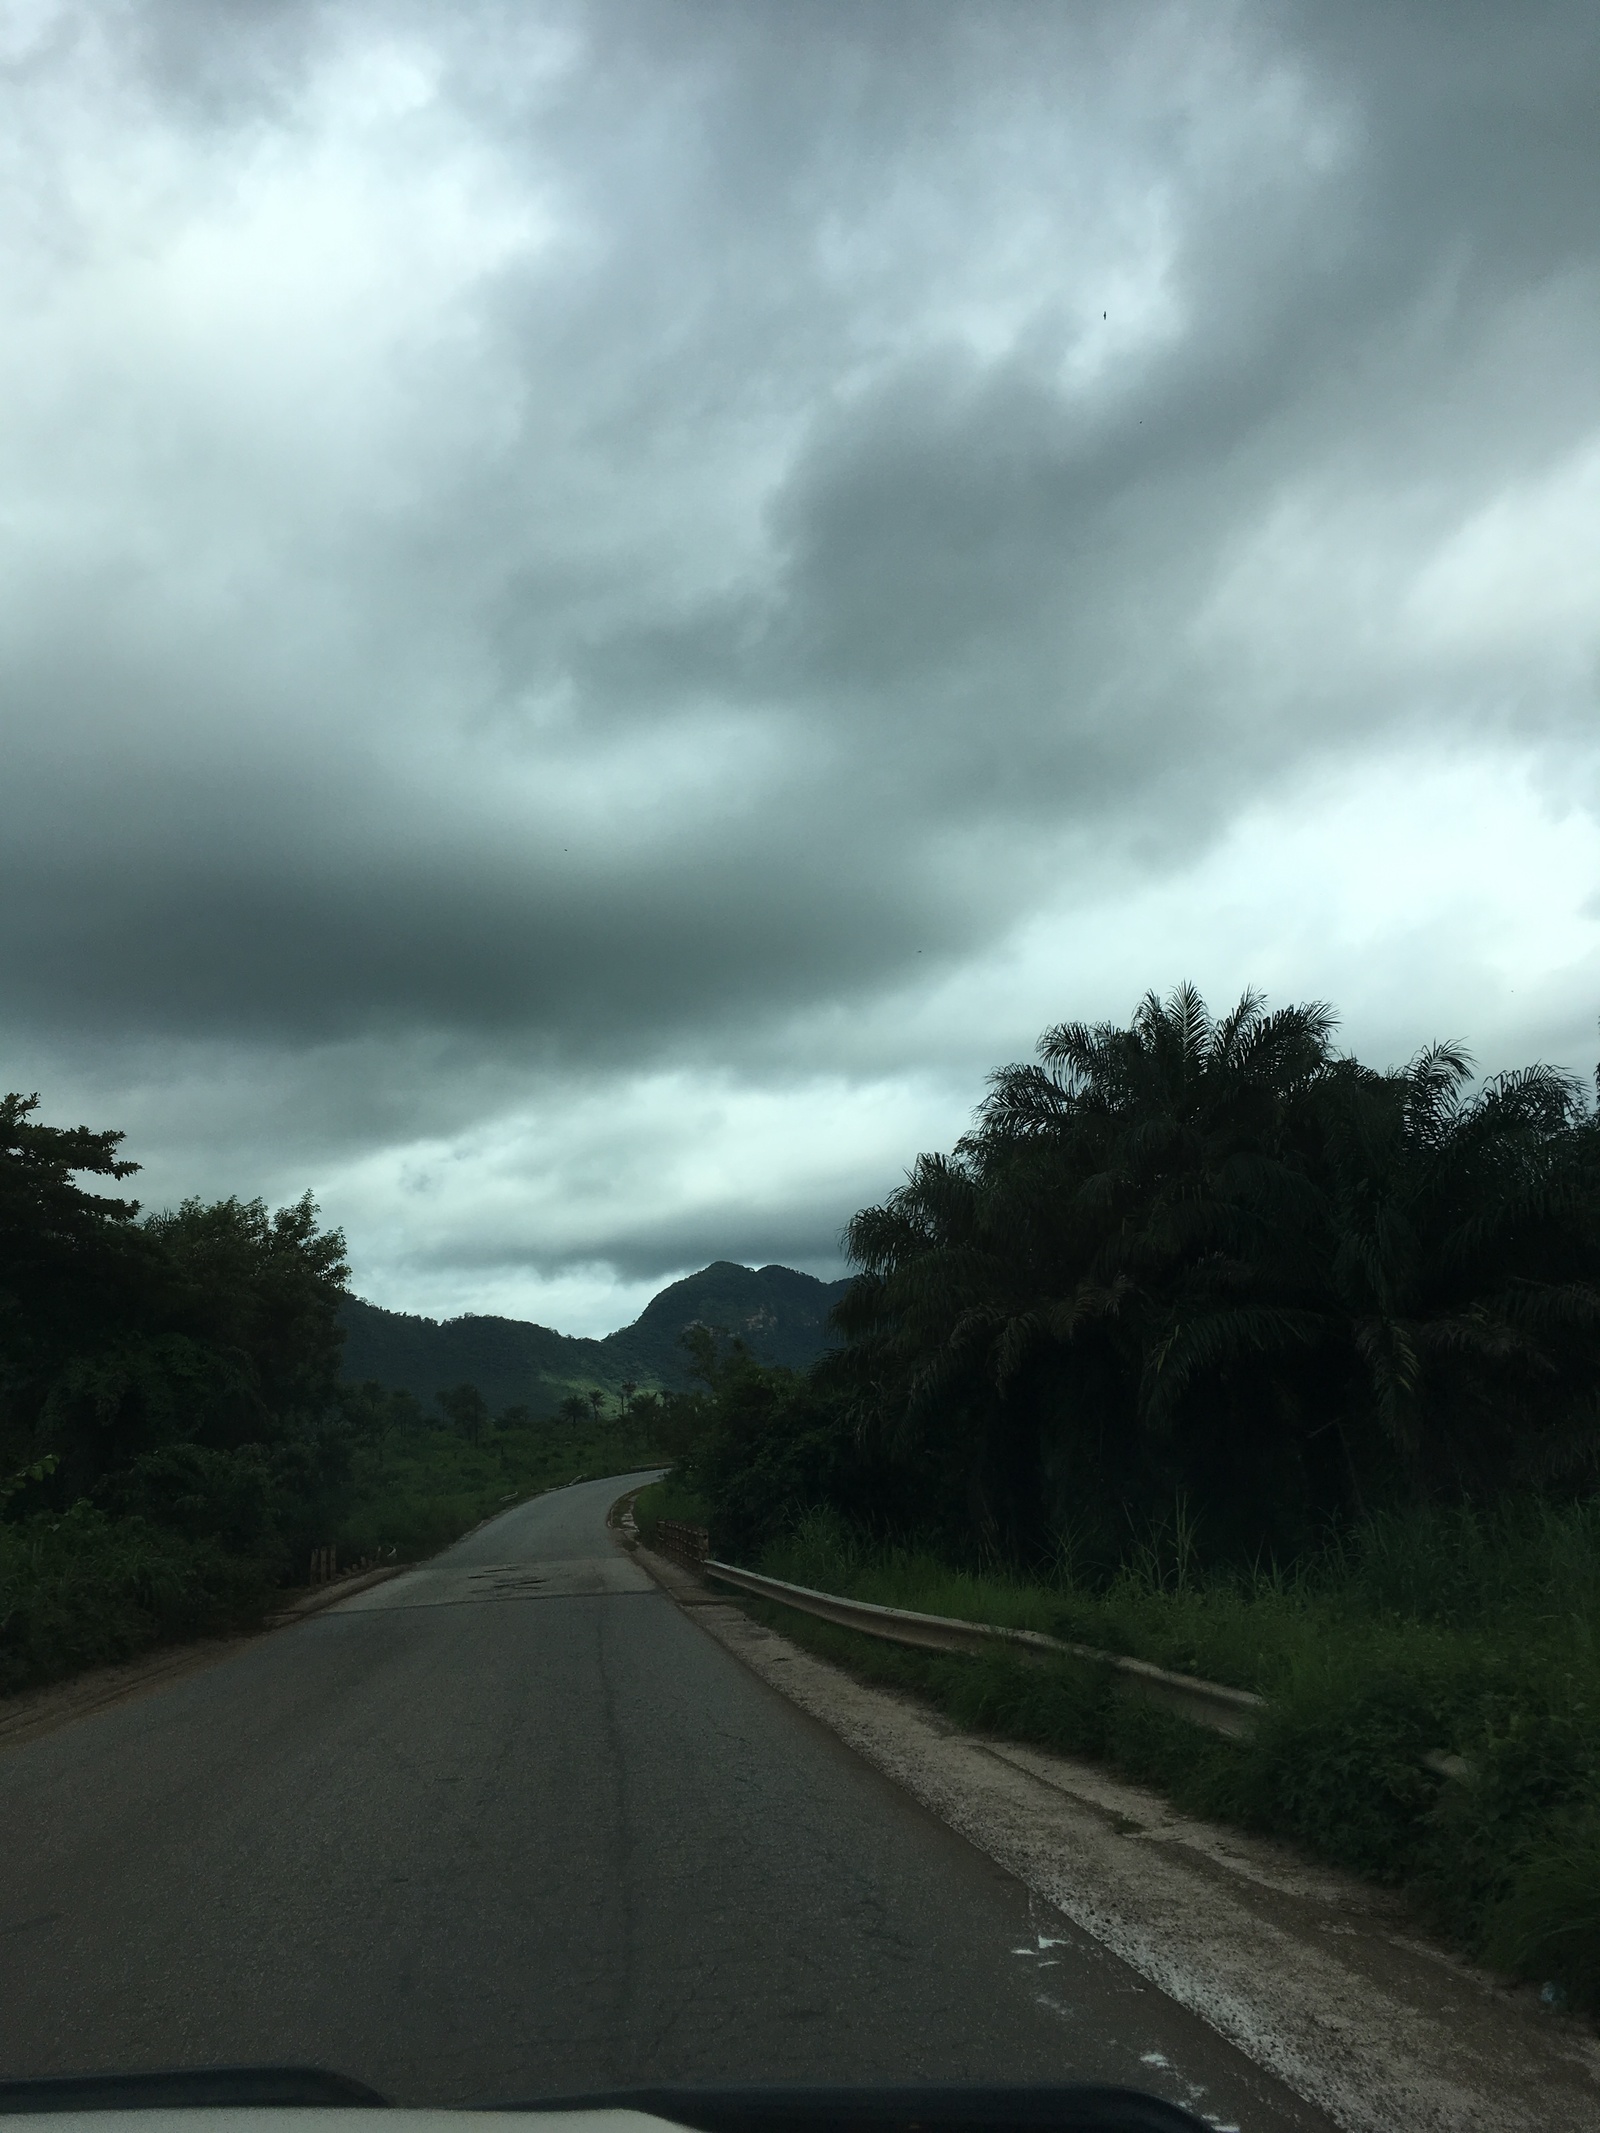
[{"left": 2, "top": 9, "right": 1599, "bottom": 2133}]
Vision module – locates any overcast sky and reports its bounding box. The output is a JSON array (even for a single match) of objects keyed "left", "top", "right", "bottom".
[{"left": 3, "top": 0, "right": 1599, "bottom": 1334}]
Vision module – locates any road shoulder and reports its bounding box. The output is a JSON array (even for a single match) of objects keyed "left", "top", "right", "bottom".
[{"left": 623, "top": 1531, "right": 1600, "bottom": 2133}]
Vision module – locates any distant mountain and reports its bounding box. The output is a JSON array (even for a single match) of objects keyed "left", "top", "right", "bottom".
[
  {"left": 338, "top": 1261, "right": 854, "bottom": 1417},
  {"left": 337, "top": 1299, "right": 599, "bottom": 1417}
]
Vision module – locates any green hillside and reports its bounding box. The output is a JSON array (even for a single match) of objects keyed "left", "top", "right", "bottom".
[{"left": 339, "top": 1260, "right": 852, "bottom": 1415}]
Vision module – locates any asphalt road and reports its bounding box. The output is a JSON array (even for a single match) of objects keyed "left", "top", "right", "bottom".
[{"left": 0, "top": 1476, "right": 1329, "bottom": 2126}]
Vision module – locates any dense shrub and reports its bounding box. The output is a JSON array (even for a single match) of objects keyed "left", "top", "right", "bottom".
[
  {"left": 0, "top": 1503, "right": 272, "bottom": 1694},
  {"left": 671, "top": 1349, "right": 907, "bottom": 1559}
]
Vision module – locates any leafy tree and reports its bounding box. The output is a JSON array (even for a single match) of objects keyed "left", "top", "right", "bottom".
[
  {"left": 619, "top": 1378, "right": 638, "bottom": 1418},
  {"left": 629, "top": 1388, "right": 664, "bottom": 1435},
  {"left": 2, "top": 1093, "right": 351, "bottom": 1506},
  {"left": 437, "top": 1383, "right": 489, "bottom": 1445},
  {"left": 680, "top": 1322, "right": 747, "bottom": 1392},
  {"left": 1, "top": 1092, "right": 147, "bottom": 1484},
  {"left": 0, "top": 1452, "right": 59, "bottom": 1508},
  {"left": 557, "top": 1391, "right": 590, "bottom": 1426},
  {"left": 143, "top": 1193, "right": 349, "bottom": 1430},
  {"left": 343, "top": 1380, "right": 419, "bottom": 1471},
  {"left": 587, "top": 1386, "right": 605, "bottom": 1423},
  {"left": 678, "top": 1351, "right": 875, "bottom": 1559}
]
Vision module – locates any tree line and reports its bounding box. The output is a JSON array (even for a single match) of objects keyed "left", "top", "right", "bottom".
[
  {"left": 0, "top": 1091, "right": 362, "bottom": 1576},
  {"left": 1, "top": 1090, "right": 692, "bottom": 1691},
  {"left": 679, "top": 986, "right": 1600, "bottom": 1569},
  {"left": 12, "top": 974, "right": 1598, "bottom": 1614},
  {"left": 420, "top": 1379, "right": 663, "bottom": 1446}
]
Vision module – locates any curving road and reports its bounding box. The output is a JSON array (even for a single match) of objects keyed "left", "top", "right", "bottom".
[{"left": 0, "top": 1476, "right": 1327, "bottom": 2125}]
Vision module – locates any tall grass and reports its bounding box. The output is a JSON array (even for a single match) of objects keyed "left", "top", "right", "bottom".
[
  {"left": 754, "top": 1497, "right": 1600, "bottom": 2011},
  {"left": 630, "top": 1473, "right": 710, "bottom": 1545}
]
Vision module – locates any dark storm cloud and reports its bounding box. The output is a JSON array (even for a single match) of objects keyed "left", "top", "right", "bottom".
[
  {"left": 0, "top": 804, "right": 965, "bottom": 1047},
  {"left": 2, "top": 0, "right": 1598, "bottom": 1315}
]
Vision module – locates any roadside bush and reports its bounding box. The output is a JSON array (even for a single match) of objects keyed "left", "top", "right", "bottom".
[
  {"left": 1241, "top": 1637, "right": 1483, "bottom": 1879},
  {"left": 0, "top": 1405, "right": 666, "bottom": 1700},
  {"left": 0, "top": 1503, "right": 272, "bottom": 1694},
  {"left": 98, "top": 1442, "right": 285, "bottom": 1556},
  {"left": 682, "top": 1362, "right": 860, "bottom": 1559},
  {"left": 1483, "top": 1810, "right": 1600, "bottom": 2008},
  {"left": 93, "top": 1436, "right": 354, "bottom": 1576},
  {"left": 745, "top": 1494, "right": 1600, "bottom": 2008},
  {"left": 672, "top": 1355, "right": 912, "bottom": 1560}
]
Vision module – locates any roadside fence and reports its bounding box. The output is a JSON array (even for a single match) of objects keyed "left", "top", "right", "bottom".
[
  {"left": 621, "top": 1498, "right": 1470, "bottom": 1775},
  {"left": 703, "top": 1558, "right": 1263, "bottom": 1739},
  {"left": 652, "top": 1521, "right": 711, "bottom": 1575}
]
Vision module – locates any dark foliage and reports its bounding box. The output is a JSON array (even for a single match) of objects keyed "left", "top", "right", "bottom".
[
  {"left": 684, "top": 1365, "right": 860, "bottom": 1561},
  {"left": 2, "top": 1091, "right": 350, "bottom": 1510},
  {"left": 812, "top": 988, "right": 1599, "bottom": 1565},
  {"left": 1, "top": 1088, "right": 682, "bottom": 1697},
  {"left": 663, "top": 1334, "right": 885, "bottom": 1560},
  {"left": 1, "top": 1090, "right": 353, "bottom": 1591},
  {"left": 338, "top": 1262, "right": 852, "bottom": 1413}
]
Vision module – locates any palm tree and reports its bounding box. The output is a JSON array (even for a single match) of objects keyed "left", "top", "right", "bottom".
[{"left": 833, "top": 985, "right": 1600, "bottom": 1561}]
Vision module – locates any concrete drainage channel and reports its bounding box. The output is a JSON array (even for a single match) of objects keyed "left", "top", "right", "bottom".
[{"left": 619, "top": 1497, "right": 1600, "bottom": 2133}]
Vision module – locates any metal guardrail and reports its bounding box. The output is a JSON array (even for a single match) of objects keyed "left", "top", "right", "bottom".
[
  {"left": 653, "top": 1520, "right": 711, "bottom": 1575},
  {"left": 617, "top": 1500, "right": 1469, "bottom": 1772},
  {"left": 703, "top": 1559, "right": 1265, "bottom": 1740}
]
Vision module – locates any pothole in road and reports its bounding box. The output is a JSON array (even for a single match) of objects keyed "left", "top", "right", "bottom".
[
  {"left": 465, "top": 1567, "right": 549, "bottom": 1596},
  {"left": 338, "top": 1556, "right": 655, "bottom": 1609}
]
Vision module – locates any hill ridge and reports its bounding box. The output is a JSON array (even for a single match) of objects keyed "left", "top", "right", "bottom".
[{"left": 339, "top": 1260, "right": 852, "bottom": 1415}]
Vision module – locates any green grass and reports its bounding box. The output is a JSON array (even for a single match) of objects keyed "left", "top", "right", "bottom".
[
  {"left": 339, "top": 1418, "right": 662, "bottom": 1565},
  {"left": 631, "top": 1472, "right": 709, "bottom": 1546},
  {"left": 748, "top": 1501, "right": 1600, "bottom": 2012},
  {"left": 0, "top": 1503, "right": 275, "bottom": 1695}
]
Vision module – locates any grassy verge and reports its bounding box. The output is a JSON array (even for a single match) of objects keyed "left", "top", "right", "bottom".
[
  {"left": 631, "top": 1472, "right": 709, "bottom": 1545},
  {"left": 744, "top": 1502, "right": 1600, "bottom": 2013},
  {"left": 340, "top": 1419, "right": 662, "bottom": 1563}
]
